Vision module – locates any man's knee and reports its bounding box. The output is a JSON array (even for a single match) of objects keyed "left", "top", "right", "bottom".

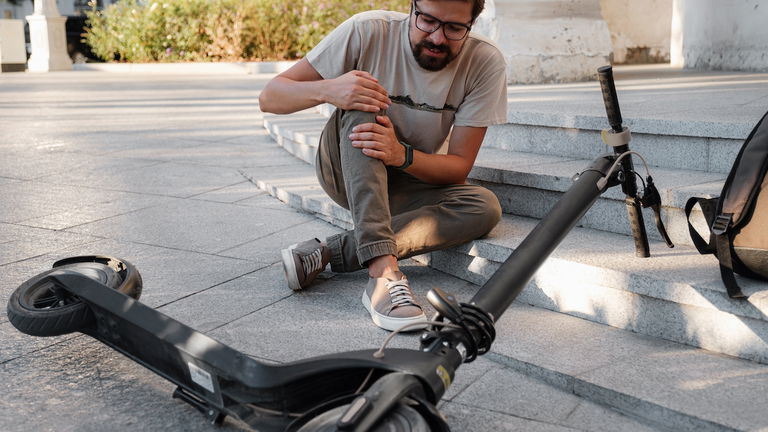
[
  {"left": 339, "top": 109, "right": 379, "bottom": 131},
  {"left": 440, "top": 184, "right": 501, "bottom": 238},
  {"left": 474, "top": 186, "right": 502, "bottom": 235}
]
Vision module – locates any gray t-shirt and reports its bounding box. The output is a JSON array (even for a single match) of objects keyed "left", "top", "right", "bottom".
[{"left": 306, "top": 10, "right": 507, "bottom": 154}]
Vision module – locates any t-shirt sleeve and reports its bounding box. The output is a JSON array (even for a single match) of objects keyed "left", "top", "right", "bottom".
[
  {"left": 453, "top": 52, "right": 508, "bottom": 128},
  {"left": 304, "top": 16, "right": 361, "bottom": 79}
]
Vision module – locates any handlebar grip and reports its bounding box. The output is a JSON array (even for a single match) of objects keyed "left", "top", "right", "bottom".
[
  {"left": 597, "top": 66, "right": 623, "bottom": 133},
  {"left": 626, "top": 197, "right": 650, "bottom": 258}
]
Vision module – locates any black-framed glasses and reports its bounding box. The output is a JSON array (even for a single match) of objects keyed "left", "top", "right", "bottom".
[{"left": 413, "top": 8, "right": 472, "bottom": 41}]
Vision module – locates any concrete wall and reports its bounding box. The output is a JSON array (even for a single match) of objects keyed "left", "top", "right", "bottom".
[
  {"left": 671, "top": 0, "right": 768, "bottom": 71},
  {"left": 494, "top": 0, "right": 611, "bottom": 83},
  {"left": 599, "top": 0, "right": 672, "bottom": 64},
  {"left": 0, "top": 18, "right": 26, "bottom": 70}
]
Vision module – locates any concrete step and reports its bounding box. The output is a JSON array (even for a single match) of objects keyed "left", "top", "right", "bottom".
[
  {"left": 262, "top": 110, "right": 726, "bottom": 248},
  {"left": 486, "top": 64, "right": 766, "bottom": 175},
  {"left": 488, "top": 302, "right": 768, "bottom": 432},
  {"left": 242, "top": 154, "right": 768, "bottom": 431},
  {"left": 241, "top": 153, "right": 768, "bottom": 367}
]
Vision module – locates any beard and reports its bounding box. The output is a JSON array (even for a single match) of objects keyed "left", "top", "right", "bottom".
[{"left": 410, "top": 39, "right": 458, "bottom": 71}]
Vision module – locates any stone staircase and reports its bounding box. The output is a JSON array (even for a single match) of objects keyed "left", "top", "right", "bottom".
[{"left": 250, "top": 65, "right": 768, "bottom": 430}]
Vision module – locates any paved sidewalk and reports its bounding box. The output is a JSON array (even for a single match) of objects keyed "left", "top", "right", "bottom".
[{"left": 0, "top": 71, "right": 663, "bottom": 431}]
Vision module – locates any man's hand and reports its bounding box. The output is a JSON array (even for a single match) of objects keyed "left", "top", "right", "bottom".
[
  {"left": 325, "top": 71, "right": 391, "bottom": 113},
  {"left": 349, "top": 115, "right": 406, "bottom": 167}
]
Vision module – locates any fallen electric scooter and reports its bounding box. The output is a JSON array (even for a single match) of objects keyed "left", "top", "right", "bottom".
[{"left": 6, "top": 66, "right": 673, "bottom": 431}]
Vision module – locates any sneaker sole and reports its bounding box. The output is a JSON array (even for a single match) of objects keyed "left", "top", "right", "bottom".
[
  {"left": 361, "top": 290, "right": 427, "bottom": 332},
  {"left": 281, "top": 244, "right": 302, "bottom": 291}
]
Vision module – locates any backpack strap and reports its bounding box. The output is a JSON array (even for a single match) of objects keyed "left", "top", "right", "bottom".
[
  {"left": 685, "top": 197, "right": 718, "bottom": 255},
  {"left": 686, "top": 197, "right": 746, "bottom": 298},
  {"left": 712, "top": 215, "right": 747, "bottom": 299}
]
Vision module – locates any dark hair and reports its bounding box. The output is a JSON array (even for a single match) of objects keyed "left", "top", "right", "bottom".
[{"left": 413, "top": 0, "right": 486, "bottom": 23}]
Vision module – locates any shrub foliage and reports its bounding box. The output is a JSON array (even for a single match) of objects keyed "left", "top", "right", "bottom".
[{"left": 85, "top": 0, "right": 409, "bottom": 62}]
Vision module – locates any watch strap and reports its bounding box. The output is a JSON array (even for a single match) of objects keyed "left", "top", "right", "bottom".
[{"left": 396, "top": 141, "right": 413, "bottom": 170}]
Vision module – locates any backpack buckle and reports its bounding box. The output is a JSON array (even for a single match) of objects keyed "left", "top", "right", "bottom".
[{"left": 711, "top": 213, "right": 732, "bottom": 235}]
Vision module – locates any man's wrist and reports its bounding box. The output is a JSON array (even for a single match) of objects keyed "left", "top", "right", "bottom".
[{"left": 396, "top": 141, "right": 413, "bottom": 170}]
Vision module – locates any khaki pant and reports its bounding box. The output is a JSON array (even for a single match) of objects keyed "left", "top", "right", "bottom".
[{"left": 316, "top": 109, "right": 501, "bottom": 273}]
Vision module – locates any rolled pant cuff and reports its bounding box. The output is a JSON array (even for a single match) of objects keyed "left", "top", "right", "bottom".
[{"left": 357, "top": 240, "right": 397, "bottom": 266}]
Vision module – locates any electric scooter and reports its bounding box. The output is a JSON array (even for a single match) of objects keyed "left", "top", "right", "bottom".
[{"left": 6, "top": 66, "right": 673, "bottom": 431}]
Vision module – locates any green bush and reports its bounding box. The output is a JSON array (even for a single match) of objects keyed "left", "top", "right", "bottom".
[{"left": 85, "top": 0, "right": 409, "bottom": 62}]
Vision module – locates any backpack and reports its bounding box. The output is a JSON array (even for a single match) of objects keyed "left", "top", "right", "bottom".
[{"left": 685, "top": 111, "right": 768, "bottom": 299}]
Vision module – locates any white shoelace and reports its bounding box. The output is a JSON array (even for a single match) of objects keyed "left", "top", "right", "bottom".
[
  {"left": 386, "top": 279, "right": 418, "bottom": 308},
  {"left": 300, "top": 248, "right": 324, "bottom": 274}
]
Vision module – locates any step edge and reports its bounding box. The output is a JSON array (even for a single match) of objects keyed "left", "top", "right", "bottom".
[{"left": 484, "top": 352, "right": 739, "bottom": 432}]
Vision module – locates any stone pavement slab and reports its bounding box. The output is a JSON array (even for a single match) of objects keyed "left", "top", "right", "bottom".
[
  {"left": 110, "top": 132, "right": 301, "bottom": 169},
  {"left": 0, "top": 336, "right": 251, "bottom": 432},
  {"left": 53, "top": 161, "right": 249, "bottom": 198},
  {"left": 191, "top": 181, "right": 272, "bottom": 205},
  {"left": 0, "top": 319, "right": 78, "bottom": 362},
  {"left": 218, "top": 218, "right": 344, "bottom": 264},
  {"left": 0, "top": 241, "right": 261, "bottom": 313},
  {"left": 158, "top": 262, "right": 292, "bottom": 333},
  {"left": 20, "top": 194, "right": 179, "bottom": 231},
  {"left": 0, "top": 224, "right": 100, "bottom": 267},
  {"left": 0, "top": 180, "right": 155, "bottom": 224},
  {"left": 65, "top": 198, "right": 317, "bottom": 255},
  {"left": 0, "top": 146, "right": 160, "bottom": 180},
  {"left": 440, "top": 403, "right": 579, "bottom": 432},
  {"left": 450, "top": 367, "right": 659, "bottom": 432}
]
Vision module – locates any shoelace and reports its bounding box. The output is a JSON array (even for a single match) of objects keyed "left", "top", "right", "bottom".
[
  {"left": 300, "top": 248, "right": 324, "bottom": 275},
  {"left": 386, "top": 279, "right": 419, "bottom": 309}
]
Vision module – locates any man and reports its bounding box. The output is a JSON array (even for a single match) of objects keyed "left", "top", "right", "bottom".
[{"left": 259, "top": 0, "right": 507, "bottom": 331}]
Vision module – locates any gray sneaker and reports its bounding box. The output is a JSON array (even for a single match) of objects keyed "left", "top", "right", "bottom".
[
  {"left": 362, "top": 273, "right": 427, "bottom": 331},
  {"left": 281, "top": 238, "right": 331, "bottom": 291}
]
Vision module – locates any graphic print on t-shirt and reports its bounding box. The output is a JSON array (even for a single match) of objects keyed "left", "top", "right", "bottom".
[{"left": 390, "top": 95, "right": 458, "bottom": 113}]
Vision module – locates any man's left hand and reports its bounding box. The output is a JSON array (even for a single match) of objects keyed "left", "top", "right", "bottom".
[{"left": 349, "top": 116, "right": 406, "bottom": 167}]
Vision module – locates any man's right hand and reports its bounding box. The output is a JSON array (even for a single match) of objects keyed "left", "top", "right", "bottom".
[
  {"left": 325, "top": 71, "right": 391, "bottom": 113},
  {"left": 260, "top": 60, "right": 391, "bottom": 115}
]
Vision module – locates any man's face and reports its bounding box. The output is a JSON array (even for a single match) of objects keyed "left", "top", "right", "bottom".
[{"left": 409, "top": 0, "right": 474, "bottom": 71}]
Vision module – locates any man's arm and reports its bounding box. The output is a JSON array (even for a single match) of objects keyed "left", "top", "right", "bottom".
[
  {"left": 408, "top": 125, "right": 486, "bottom": 184},
  {"left": 350, "top": 117, "right": 486, "bottom": 185},
  {"left": 259, "top": 58, "right": 391, "bottom": 114}
]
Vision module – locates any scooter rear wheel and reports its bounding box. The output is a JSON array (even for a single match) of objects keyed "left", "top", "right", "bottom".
[
  {"left": 296, "top": 401, "right": 431, "bottom": 432},
  {"left": 7, "top": 260, "right": 140, "bottom": 337}
]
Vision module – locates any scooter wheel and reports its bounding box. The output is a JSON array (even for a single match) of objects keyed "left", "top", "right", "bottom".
[
  {"left": 6, "top": 259, "right": 138, "bottom": 337},
  {"left": 296, "top": 402, "right": 431, "bottom": 432}
]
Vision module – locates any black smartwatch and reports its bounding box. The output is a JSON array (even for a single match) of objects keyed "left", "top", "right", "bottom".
[{"left": 396, "top": 141, "right": 413, "bottom": 170}]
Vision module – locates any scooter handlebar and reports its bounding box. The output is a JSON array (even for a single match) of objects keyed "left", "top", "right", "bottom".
[
  {"left": 626, "top": 197, "right": 651, "bottom": 257},
  {"left": 598, "top": 66, "right": 651, "bottom": 258},
  {"left": 598, "top": 65, "right": 623, "bottom": 133}
]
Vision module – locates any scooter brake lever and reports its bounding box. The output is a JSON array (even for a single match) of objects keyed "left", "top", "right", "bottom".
[
  {"left": 427, "top": 287, "right": 463, "bottom": 323},
  {"left": 640, "top": 176, "right": 674, "bottom": 248},
  {"left": 651, "top": 204, "right": 674, "bottom": 248}
]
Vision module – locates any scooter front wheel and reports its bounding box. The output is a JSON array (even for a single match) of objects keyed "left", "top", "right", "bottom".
[
  {"left": 296, "top": 401, "right": 432, "bottom": 432},
  {"left": 7, "top": 258, "right": 141, "bottom": 337}
]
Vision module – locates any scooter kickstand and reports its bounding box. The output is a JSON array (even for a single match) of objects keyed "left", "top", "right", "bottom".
[{"left": 172, "top": 386, "right": 225, "bottom": 425}]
